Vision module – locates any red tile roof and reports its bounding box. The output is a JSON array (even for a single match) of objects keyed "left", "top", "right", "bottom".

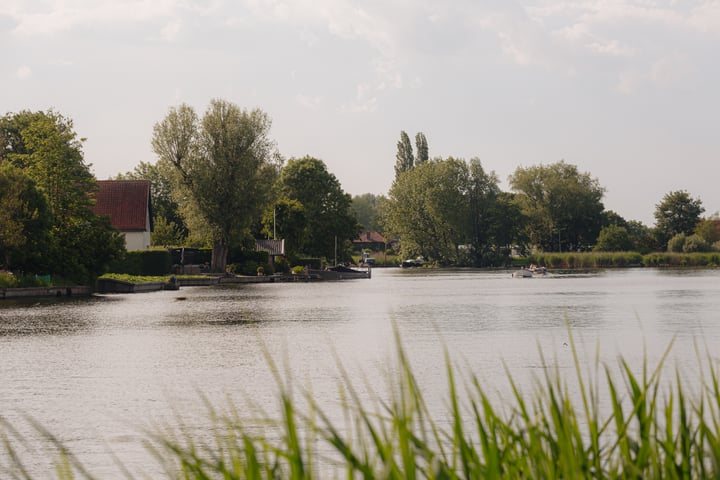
[
  {"left": 93, "top": 180, "right": 151, "bottom": 231},
  {"left": 354, "top": 231, "right": 386, "bottom": 243}
]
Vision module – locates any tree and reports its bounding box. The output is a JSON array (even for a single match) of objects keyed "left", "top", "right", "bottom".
[
  {"left": 467, "top": 158, "right": 501, "bottom": 265},
  {"left": 394, "top": 131, "right": 414, "bottom": 180},
  {"left": 0, "top": 163, "right": 51, "bottom": 270},
  {"left": 261, "top": 199, "right": 306, "bottom": 259},
  {"left": 654, "top": 190, "right": 704, "bottom": 250},
  {"left": 1, "top": 110, "right": 124, "bottom": 283},
  {"left": 694, "top": 214, "right": 720, "bottom": 245},
  {"left": 415, "top": 132, "right": 429, "bottom": 165},
  {"left": 384, "top": 158, "right": 469, "bottom": 264},
  {"left": 509, "top": 161, "right": 605, "bottom": 252},
  {"left": 152, "top": 100, "right": 280, "bottom": 272},
  {"left": 351, "top": 193, "right": 384, "bottom": 232},
  {"left": 276, "top": 156, "right": 359, "bottom": 261},
  {"left": 118, "top": 161, "right": 187, "bottom": 245},
  {"left": 593, "top": 224, "right": 633, "bottom": 252}
]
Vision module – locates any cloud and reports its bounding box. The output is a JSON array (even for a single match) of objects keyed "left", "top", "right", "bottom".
[
  {"left": 295, "top": 94, "right": 323, "bottom": 110},
  {"left": 16, "top": 65, "right": 31, "bottom": 78}
]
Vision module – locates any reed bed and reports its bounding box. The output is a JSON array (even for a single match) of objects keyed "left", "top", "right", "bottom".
[{"left": 2, "top": 330, "right": 720, "bottom": 479}]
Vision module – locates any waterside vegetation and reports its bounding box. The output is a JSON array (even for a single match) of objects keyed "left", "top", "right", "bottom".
[{"left": 2, "top": 331, "right": 720, "bottom": 478}]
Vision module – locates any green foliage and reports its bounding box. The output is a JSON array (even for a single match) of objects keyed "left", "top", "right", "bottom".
[
  {"left": 509, "top": 161, "right": 605, "bottom": 252},
  {"left": 654, "top": 190, "right": 704, "bottom": 249},
  {"left": 667, "top": 232, "right": 687, "bottom": 252},
  {"left": 594, "top": 224, "right": 634, "bottom": 252},
  {"left": 99, "top": 273, "right": 170, "bottom": 283},
  {"left": 529, "top": 251, "right": 644, "bottom": 268},
  {"left": 108, "top": 249, "right": 172, "bottom": 276},
  {"left": 693, "top": 215, "right": 720, "bottom": 244},
  {"left": 152, "top": 100, "right": 280, "bottom": 272},
  {"left": 291, "top": 265, "right": 305, "bottom": 275},
  {"left": 1, "top": 110, "right": 124, "bottom": 283},
  {"left": 227, "top": 249, "right": 272, "bottom": 275},
  {"left": 351, "top": 193, "right": 384, "bottom": 232},
  {"left": 394, "top": 130, "right": 414, "bottom": 179},
  {"left": 276, "top": 156, "right": 359, "bottom": 260},
  {"left": 0, "top": 272, "right": 17, "bottom": 288},
  {"left": 261, "top": 198, "right": 306, "bottom": 258},
  {"left": 682, "top": 233, "right": 711, "bottom": 253},
  {"left": 414, "top": 132, "right": 429, "bottom": 165}
]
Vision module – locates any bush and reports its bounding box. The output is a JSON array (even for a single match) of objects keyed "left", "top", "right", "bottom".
[
  {"left": 291, "top": 265, "right": 306, "bottom": 275},
  {"left": 0, "top": 272, "right": 17, "bottom": 288},
  {"left": 683, "top": 234, "right": 711, "bottom": 253},
  {"left": 108, "top": 250, "right": 172, "bottom": 276},
  {"left": 667, "top": 233, "right": 686, "bottom": 252}
]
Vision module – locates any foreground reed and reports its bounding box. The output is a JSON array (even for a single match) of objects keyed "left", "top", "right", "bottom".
[{"left": 3, "top": 330, "right": 720, "bottom": 479}]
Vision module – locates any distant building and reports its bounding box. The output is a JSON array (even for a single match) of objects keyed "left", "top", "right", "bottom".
[
  {"left": 92, "top": 180, "right": 153, "bottom": 251},
  {"left": 353, "top": 231, "right": 387, "bottom": 252}
]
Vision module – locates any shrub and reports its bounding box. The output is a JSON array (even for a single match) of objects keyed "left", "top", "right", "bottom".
[
  {"left": 291, "top": 265, "right": 305, "bottom": 275},
  {"left": 683, "top": 234, "right": 711, "bottom": 253},
  {"left": 0, "top": 272, "right": 17, "bottom": 288},
  {"left": 108, "top": 250, "right": 172, "bottom": 276},
  {"left": 667, "top": 233, "right": 686, "bottom": 252}
]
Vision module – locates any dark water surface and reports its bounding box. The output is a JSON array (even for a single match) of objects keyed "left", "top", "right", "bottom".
[{"left": 1, "top": 268, "right": 719, "bottom": 476}]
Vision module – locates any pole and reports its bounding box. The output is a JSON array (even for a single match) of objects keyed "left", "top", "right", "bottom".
[
  {"left": 273, "top": 208, "right": 276, "bottom": 240},
  {"left": 334, "top": 236, "right": 337, "bottom": 266}
]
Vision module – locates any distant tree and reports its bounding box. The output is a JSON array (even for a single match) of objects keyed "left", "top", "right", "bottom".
[
  {"left": 626, "top": 220, "right": 658, "bottom": 254},
  {"left": 667, "top": 232, "right": 687, "bottom": 253},
  {"left": 384, "top": 158, "right": 469, "bottom": 264},
  {"left": 261, "top": 198, "right": 307, "bottom": 259},
  {"left": 118, "top": 161, "right": 187, "bottom": 245},
  {"left": 654, "top": 190, "right": 704, "bottom": 249},
  {"left": 466, "top": 158, "right": 501, "bottom": 265},
  {"left": 351, "top": 193, "right": 384, "bottom": 232},
  {"left": 682, "top": 234, "right": 711, "bottom": 253},
  {"left": 152, "top": 100, "right": 280, "bottom": 272},
  {"left": 593, "top": 224, "right": 633, "bottom": 252},
  {"left": 693, "top": 214, "right": 720, "bottom": 245},
  {"left": 394, "top": 131, "right": 414, "bottom": 180},
  {"left": 277, "top": 156, "right": 359, "bottom": 260},
  {"left": 509, "top": 161, "right": 605, "bottom": 252},
  {"left": 415, "top": 132, "right": 429, "bottom": 165}
]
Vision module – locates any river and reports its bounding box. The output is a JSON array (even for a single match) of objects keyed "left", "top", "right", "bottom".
[{"left": 1, "top": 267, "right": 719, "bottom": 476}]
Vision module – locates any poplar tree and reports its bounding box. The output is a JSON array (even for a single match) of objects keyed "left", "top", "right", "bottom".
[{"left": 394, "top": 131, "right": 414, "bottom": 180}]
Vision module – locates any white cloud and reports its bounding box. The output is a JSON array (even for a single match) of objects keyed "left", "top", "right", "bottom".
[
  {"left": 16, "top": 65, "right": 31, "bottom": 78},
  {"left": 295, "top": 93, "right": 323, "bottom": 110}
]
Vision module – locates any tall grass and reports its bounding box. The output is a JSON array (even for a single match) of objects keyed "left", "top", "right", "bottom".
[{"left": 3, "top": 329, "right": 720, "bottom": 478}]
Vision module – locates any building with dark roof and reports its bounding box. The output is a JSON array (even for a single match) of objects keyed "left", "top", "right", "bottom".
[{"left": 92, "top": 180, "right": 152, "bottom": 250}]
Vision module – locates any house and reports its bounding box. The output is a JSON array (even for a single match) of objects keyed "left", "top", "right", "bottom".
[
  {"left": 92, "top": 180, "right": 153, "bottom": 251},
  {"left": 353, "top": 231, "right": 387, "bottom": 252}
]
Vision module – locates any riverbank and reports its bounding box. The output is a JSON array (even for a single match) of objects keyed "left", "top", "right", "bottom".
[{"left": 0, "top": 285, "right": 92, "bottom": 299}]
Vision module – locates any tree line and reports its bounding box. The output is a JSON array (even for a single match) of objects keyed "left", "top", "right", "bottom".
[
  {"left": 353, "top": 131, "right": 719, "bottom": 266},
  {"left": 3, "top": 105, "right": 718, "bottom": 282}
]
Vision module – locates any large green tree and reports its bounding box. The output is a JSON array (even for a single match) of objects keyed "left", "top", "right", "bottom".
[
  {"left": 384, "top": 158, "right": 469, "bottom": 264},
  {"left": 261, "top": 198, "right": 306, "bottom": 259},
  {"left": 276, "top": 156, "right": 359, "bottom": 261},
  {"left": 509, "top": 161, "right": 605, "bottom": 252},
  {"left": 654, "top": 190, "right": 704, "bottom": 249},
  {"left": 1, "top": 110, "right": 124, "bottom": 282},
  {"left": 0, "top": 163, "right": 52, "bottom": 270},
  {"left": 152, "top": 100, "right": 280, "bottom": 272}
]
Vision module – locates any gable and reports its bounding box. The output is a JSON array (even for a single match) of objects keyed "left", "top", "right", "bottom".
[{"left": 93, "top": 180, "right": 151, "bottom": 231}]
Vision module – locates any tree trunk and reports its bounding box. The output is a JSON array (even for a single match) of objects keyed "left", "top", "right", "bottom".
[{"left": 211, "top": 241, "right": 229, "bottom": 273}]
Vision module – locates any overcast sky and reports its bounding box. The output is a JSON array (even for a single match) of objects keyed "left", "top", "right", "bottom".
[{"left": 3, "top": 0, "right": 719, "bottom": 225}]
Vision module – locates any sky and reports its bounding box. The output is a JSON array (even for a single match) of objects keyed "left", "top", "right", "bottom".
[{"left": 2, "top": 0, "right": 719, "bottom": 226}]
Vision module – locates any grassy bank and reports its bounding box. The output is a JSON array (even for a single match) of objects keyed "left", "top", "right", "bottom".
[
  {"left": 2, "top": 329, "right": 720, "bottom": 478},
  {"left": 526, "top": 251, "right": 720, "bottom": 269}
]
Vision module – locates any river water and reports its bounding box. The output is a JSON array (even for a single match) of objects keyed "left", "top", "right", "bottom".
[{"left": 1, "top": 267, "right": 719, "bottom": 476}]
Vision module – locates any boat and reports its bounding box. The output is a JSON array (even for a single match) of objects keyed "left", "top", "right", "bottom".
[
  {"left": 512, "top": 269, "right": 533, "bottom": 278},
  {"left": 310, "top": 265, "right": 371, "bottom": 280},
  {"left": 401, "top": 258, "right": 425, "bottom": 268},
  {"left": 512, "top": 265, "right": 547, "bottom": 278}
]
